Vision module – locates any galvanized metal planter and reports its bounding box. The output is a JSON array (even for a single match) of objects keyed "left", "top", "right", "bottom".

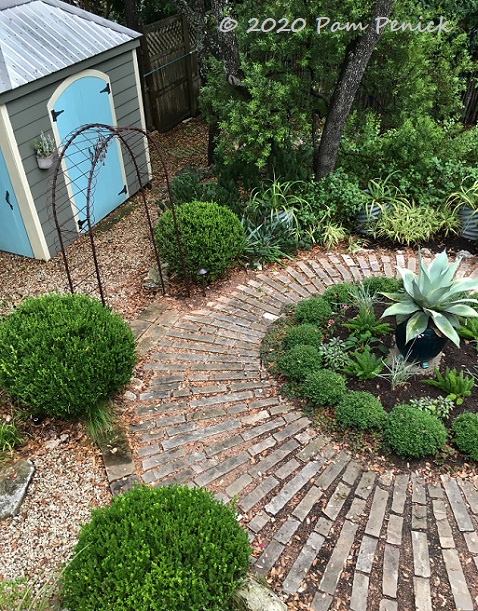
[{"left": 459, "top": 205, "right": 478, "bottom": 241}]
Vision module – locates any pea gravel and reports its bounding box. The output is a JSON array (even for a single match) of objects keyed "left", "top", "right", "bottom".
[{"left": 0, "top": 441, "right": 111, "bottom": 586}]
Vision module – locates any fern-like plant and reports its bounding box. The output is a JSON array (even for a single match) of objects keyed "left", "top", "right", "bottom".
[
  {"left": 343, "top": 347, "right": 384, "bottom": 380},
  {"left": 343, "top": 306, "right": 393, "bottom": 345},
  {"left": 424, "top": 367, "right": 474, "bottom": 405}
]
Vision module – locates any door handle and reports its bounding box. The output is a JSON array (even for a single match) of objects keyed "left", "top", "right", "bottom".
[{"left": 5, "top": 190, "right": 13, "bottom": 210}]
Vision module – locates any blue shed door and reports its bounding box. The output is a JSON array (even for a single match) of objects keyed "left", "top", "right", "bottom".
[
  {"left": 52, "top": 75, "right": 127, "bottom": 228},
  {"left": 0, "top": 148, "right": 34, "bottom": 257}
]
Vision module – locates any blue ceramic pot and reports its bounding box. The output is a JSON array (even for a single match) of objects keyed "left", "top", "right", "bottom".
[{"left": 396, "top": 320, "right": 448, "bottom": 362}]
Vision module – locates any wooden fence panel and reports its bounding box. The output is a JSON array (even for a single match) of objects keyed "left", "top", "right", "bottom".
[{"left": 141, "top": 15, "right": 200, "bottom": 132}]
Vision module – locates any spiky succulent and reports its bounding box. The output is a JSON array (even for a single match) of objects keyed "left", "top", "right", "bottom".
[{"left": 381, "top": 249, "right": 478, "bottom": 347}]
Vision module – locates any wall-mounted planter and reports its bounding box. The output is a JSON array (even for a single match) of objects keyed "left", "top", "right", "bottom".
[
  {"left": 459, "top": 205, "right": 478, "bottom": 241},
  {"left": 36, "top": 155, "right": 54, "bottom": 170}
]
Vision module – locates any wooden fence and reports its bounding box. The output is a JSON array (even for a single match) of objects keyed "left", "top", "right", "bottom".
[{"left": 140, "top": 15, "right": 200, "bottom": 132}]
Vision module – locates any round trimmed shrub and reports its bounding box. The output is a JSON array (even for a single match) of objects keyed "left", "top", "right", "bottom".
[
  {"left": 321, "top": 283, "right": 354, "bottom": 309},
  {"left": 452, "top": 413, "right": 478, "bottom": 461},
  {"left": 278, "top": 344, "right": 321, "bottom": 382},
  {"left": 62, "top": 485, "right": 251, "bottom": 611},
  {"left": 0, "top": 294, "right": 136, "bottom": 419},
  {"left": 294, "top": 297, "right": 332, "bottom": 326},
  {"left": 384, "top": 404, "right": 448, "bottom": 458},
  {"left": 302, "top": 369, "right": 347, "bottom": 407},
  {"left": 335, "top": 391, "right": 387, "bottom": 431},
  {"left": 154, "top": 201, "right": 246, "bottom": 281},
  {"left": 283, "top": 323, "right": 323, "bottom": 350}
]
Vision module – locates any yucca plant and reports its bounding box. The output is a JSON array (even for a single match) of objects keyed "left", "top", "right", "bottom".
[{"left": 381, "top": 249, "right": 478, "bottom": 347}]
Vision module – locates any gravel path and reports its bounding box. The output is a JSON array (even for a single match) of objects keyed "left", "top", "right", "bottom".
[
  {"left": 128, "top": 250, "right": 478, "bottom": 611},
  {"left": 1, "top": 439, "right": 110, "bottom": 585}
]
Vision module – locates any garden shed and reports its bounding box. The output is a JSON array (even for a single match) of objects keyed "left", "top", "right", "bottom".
[{"left": 0, "top": 0, "right": 150, "bottom": 260}]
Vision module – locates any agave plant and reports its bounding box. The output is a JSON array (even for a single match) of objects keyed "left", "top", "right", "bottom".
[{"left": 381, "top": 249, "right": 478, "bottom": 347}]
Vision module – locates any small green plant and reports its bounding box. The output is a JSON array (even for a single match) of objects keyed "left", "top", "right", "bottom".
[
  {"left": 278, "top": 345, "right": 322, "bottom": 383},
  {"left": 32, "top": 132, "right": 55, "bottom": 157},
  {"left": 302, "top": 369, "right": 347, "bottom": 407},
  {"left": 0, "top": 574, "right": 59, "bottom": 611},
  {"left": 0, "top": 415, "right": 23, "bottom": 456},
  {"left": 343, "top": 306, "right": 392, "bottom": 345},
  {"left": 424, "top": 367, "right": 474, "bottom": 405},
  {"left": 384, "top": 404, "right": 448, "bottom": 458},
  {"left": 343, "top": 347, "right": 384, "bottom": 380},
  {"left": 378, "top": 353, "right": 417, "bottom": 389},
  {"left": 294, "top": 296, "right": 332, "bottom": 326},
  {"left": 409, "top": 396, "right": 455, "bottom": 420},
  {"left": 322, "top": 223, "right": 348, "bottom": 249},
  {"left": 347, "top": 283, "right": 379, "bottom": 312},
  {"left": 283, "top": 324, "right": 323, "bottom": 351},
  {"left": 242, "top": 211, "right": 297, "bottom": 265},
  {"left": 62, "top": 485, "right": 251, "bottom": 611},
  {"left": 317, "top": 337, "right": 351, "bottom": 371},
  {"left": 457, "top": 317, "right": 478, "bottom": 341},
  {"left": 155, "top": 201, "right": 246, "bottom": 281},
  {"left": 0, "top": 294, "right": 136, "bottom": 422},
  {"left": 452, "top": 413, "right": 478, "bottom": 461},
  {"left": 335, "top": 391, "right": 387, "bottom": 431},
  {"left": 360, "top": 276, "right": 402, "bottom": 297}
]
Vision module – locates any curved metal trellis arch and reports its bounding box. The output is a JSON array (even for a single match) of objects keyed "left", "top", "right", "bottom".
[{"left": 50, "top": 124, "right": 190, "bottom": 305}]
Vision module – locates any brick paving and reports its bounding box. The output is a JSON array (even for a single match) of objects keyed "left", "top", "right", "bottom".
[{"left": 127, "top": 251, "right": 478, "bottom": 610}]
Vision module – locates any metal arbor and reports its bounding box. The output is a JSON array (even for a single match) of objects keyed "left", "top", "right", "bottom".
[{"left": 49, "top": 124, "right": 189, "bottom": 305}]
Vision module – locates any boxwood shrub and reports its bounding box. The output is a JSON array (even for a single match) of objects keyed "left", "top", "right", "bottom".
[
  {"left": 62, "top": 485, "right": 251, "bottom": 611},
  {"left": 321, "top": 283, "right": 354, "bottom": 310},
  {"left": 384, "top": 404, "right": 448, "bottom": 458},
  {"left": 154, "top": 201, "right": 245, "bottom": 281},
  {"left": 278, "top": 344, "right": 322, "bottom": 382},
  {"left": 283, "top": 323, "right": 323, "bottom": 350},
  {"left": 335, "top": 391, "right": 387, "bottom": 430},
  {"left": 294, "top": 296, "right": 332, "bottom": 326},
  {"left": 452, "top": 413, "right": 478, "bottom": 461},
  {"left": 0, "top": 294, "right": 136, "bottom": 420},
  {"left": 302, "top": 369, "right": 347, "bottom": 407}
]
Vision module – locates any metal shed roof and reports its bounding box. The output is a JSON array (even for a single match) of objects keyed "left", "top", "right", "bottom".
[{"left": 0, "top": 0, "right": 141, "bottom": 94}]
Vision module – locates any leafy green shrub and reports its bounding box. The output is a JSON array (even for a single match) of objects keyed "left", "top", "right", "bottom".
[
  {"left": 383, "top": 404, "right": 448, "bottom": 458},
  {"left": 283, "top": 324, "right": 323, "bottom": 351},
  {"left": 0, "top": 294, "right": 136, "bottom": 420},
  {"left": 294, "top": 297, "right": 332, "bottom": 326},
  {"left": 62, "top": 485, "right": 250, "bottom": 611},
  {"left": 321, "top": 283, "right": 354, "bottom": 310},
  {"left": 424, "top": 367, "right": 474, "bottom": 405},
  {"left": 278, "top": 345, "right": 321, "bottom": 382},
  {"left": 302, "top": 369, "right": 347, "bottom": 407},
  {"left": 452, "top": 413, "right": 478, "bottom": 461},
  {"left": 361, "top": 276, "right": 402, "bottom": 296},
  {"left": 409, "top": 396, "right": 455, "bottom": 420},
  {"left": 317, "top": 338, "right": 351, "bottom": 371},
  {"left": 335, "top": 391, "right": 387, "bottom": 430},
  {"left": 154, "top": 201, "right": 246, "bottom": 281}
]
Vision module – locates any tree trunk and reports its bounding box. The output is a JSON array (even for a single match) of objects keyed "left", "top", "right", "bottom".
[
  {"left": 314, "top": 0, "right": 395, "bottom": 180},
  {"left": 124, "top": 0, "right": 141, "bottom": 31}
]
